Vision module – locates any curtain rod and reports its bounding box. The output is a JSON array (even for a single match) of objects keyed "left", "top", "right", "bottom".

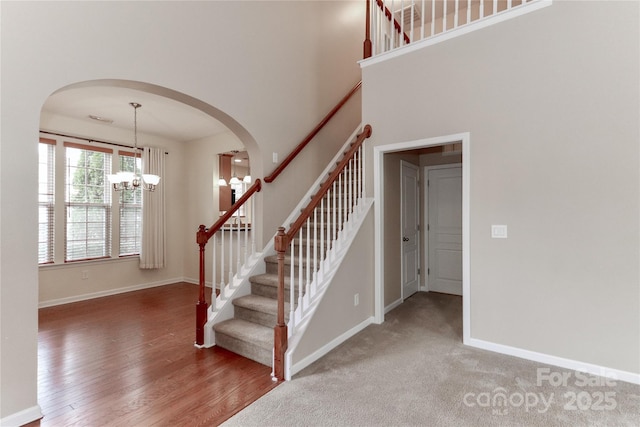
[{"left": 40, "top": 130, "right": 169, "bottom": 154}]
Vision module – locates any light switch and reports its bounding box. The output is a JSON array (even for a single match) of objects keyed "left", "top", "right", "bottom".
[
  {"left": 491, "top": 225, "right": 508, "bottom": 239},
  {"left": 272, "top": 152, "right": 278, "bottom": 163}
]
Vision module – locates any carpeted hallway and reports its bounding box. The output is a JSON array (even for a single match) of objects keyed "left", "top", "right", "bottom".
[{"left": 223, "top": 292, "right": 640, "bottom": 426}]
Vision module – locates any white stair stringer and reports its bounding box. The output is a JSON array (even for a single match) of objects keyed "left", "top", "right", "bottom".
[
  {"left": 202, "top": 251, "right": 265, "bottom": 348},
  {"left": 284, "top": 197, "right": 374, "bottom": 380}
]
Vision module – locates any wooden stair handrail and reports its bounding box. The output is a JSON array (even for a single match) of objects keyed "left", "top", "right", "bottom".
[
  {"left": 364, "top": 0, "right": 411, "bottom": 56},
  {"left": 195, "top": 179, "right": 262, "bottom": 346},
  {"left": 272, "top": 124, "right": 372, "bottom": 381},
  {"left": 283, "top": 125, "right": 371, "bottom": 242},
  {"left": 264, "top": 81, "right": 362, "bottom": 184},
  {"left": 197, "top": 179, "right": 263, "bottom": 245}
]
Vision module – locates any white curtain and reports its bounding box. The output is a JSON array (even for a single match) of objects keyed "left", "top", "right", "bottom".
[{"left": 140, "top": 147, "right": 166, "bottom": 269}]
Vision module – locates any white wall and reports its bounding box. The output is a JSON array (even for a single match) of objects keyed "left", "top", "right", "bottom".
[
  {"left": 0, "top": 1, "right": 364, "bottom": 421},
  {"left": 363, "top": 1, "right": 639, "bottom": 375}
]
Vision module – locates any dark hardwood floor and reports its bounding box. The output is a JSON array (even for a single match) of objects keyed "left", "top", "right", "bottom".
[{"left": 26, "top": 282, "right": 278, "bottom": 427}]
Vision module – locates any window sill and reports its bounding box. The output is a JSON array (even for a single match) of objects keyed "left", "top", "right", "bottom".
[{"left": 39, "top": 256, "right": 140, "bottom": 270}]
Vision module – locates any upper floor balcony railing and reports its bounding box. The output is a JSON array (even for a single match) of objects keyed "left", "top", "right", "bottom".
[{"left": 365, "top": 0, "right": 551, "bottom": 60}]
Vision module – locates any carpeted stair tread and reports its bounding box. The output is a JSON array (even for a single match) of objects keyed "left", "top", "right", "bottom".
[
  {"left": 264, "top": 255, "right": 319, "bottom": 267},
  {"left": 234, "top": 294, "right": 290, "bottom": 316},
  {"left": 233, "top": 294, "right": 290, "bottom": 328},
  {"left": 250, "top": 273, "right": 291, "bottom": 288},
  {"left": 214, "top": 318, "right": 272, "bottom": 366}
]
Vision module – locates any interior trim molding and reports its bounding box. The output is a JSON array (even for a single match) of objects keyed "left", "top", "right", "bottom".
[
  {"left": 385, "top": 298, "right": 403, "bottom": 314},
  {"left": 288, "top": 316, "right": 375, "bottom": 380},
  {"left": 468, "top": 337, "right": 640, "bottom": 386},
  {"left": 38, "top": 277, "right": 186, "bottom": 308},
  {"left": 373, "top": 132, "right": 471, "bottom": 341},
  {"left": 0, "top": 405, "right": 43, "bottom": 427}
]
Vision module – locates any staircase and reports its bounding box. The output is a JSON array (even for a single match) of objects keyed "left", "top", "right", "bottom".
[
  {"left": 212, "top": 213, "right": 330, "bottom": 366},
  {"left": 197, "top": 123, "right": 372, "bottom": 380}
]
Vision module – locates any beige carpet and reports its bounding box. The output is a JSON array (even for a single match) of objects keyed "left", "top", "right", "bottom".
[{"left": 223, "top": 292, "right": 640, "bottom": 426}]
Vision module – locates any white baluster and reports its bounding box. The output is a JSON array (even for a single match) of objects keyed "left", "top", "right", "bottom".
[
  {"left": 356, "top": 149, "right": 360, "bottom": 205},
  {"left": 480, "top": 0, "right": 485, "bottom": 18},
  {"left": 362, "top": 144, "right": 366, "bottom": 201},
  {"left": 343, "top": 168, "right": 348, "bottom": 230},
  {"left": 244, "top": 197, "right": 249, "bottom": 265},
  {"left": 289, "top": 240, "right": 295, "bottom": 333},
  {"left": 338, "top": 174, "right": 342, "bottom": 243},
  {"left": 455, "top": 0, "right": 459, "bottom": 28},
  {"left": 298, "top": 228, "right": 303, "bottom": 316},
  {"left": 305, "top": 217, "right": 311, "bottom": 300},
  {"left": 251, "top": 195, "right": 256, "bottom": 256},
  {"left": 493, "top": 0, "right": 497, "bottom": 15},
  {"left": 228, "top": 221, "right": 233, "bottom": 288},
  {"left": 431, "top": 0, "right": 436, "bottom": 36},
  {"left": 220, "top": 227, "right": 225, "bottom": 299},
  {"left": 346, "top": 159, "right": 350, "bottom": 226},
  {"left": 409, "top": 1, "right": 414, "bottom": 44},
  {"left": 400, "top": 0, "right": 405, "bottom": 45},
  {"left": 212, "top": 234, "right": 217, "bottom": 312},
  {"left": 313, "top": 207, "right": 318, "bottom": 286},
  {"left": 421, "top": 0, "right": 426, "bottom": 40},
  {"left": 236, "top": 211, "right": 241, "bottom": 277},
  {"left": 443, "top": 0, "right": 447, "bottom": 31},
  {"left": 320, "top": 196, "right": 325, "bottom": 280},
  {"left": 468, "top": 0, "right": 472, "bottom": 24},
  {"left": 390, "top": 0, "right": 395, "bottom": 50},
  {"left": 332, "top": 181, "right": 337, "bottom": 258},
  {"left": 507, "top": 0, "right": 512, "bottom": 9}
]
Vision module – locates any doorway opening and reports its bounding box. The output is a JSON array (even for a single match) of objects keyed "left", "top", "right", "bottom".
[{"left": 373, "top": 133, "right": 470, "bottom": 345}]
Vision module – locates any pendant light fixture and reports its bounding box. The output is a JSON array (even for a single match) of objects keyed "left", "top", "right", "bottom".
[
  {"left": 108, "top": 102, "right": 161, "bottom": 192},
  {"left": 229, "top": 150, "right": 241, "bottom": 185}
]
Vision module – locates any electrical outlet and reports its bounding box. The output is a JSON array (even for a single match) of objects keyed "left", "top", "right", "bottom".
[
  {"left": 354, "top": 293, "right": 359, "bottom": 307},
  {"left": 491, "top": 225, "right": 508, "bottom": 239},
  {"left": 81, "top": 270, "right": 89, "bottom": 280}
]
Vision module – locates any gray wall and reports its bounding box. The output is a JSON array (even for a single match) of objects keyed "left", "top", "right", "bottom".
[{"left": 363, "top": 1, "right": 639, "bottom": 374}]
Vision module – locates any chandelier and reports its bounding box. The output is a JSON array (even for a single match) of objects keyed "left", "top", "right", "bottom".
[{"left": 107, "top": 102, "right": 161, "bottom": 192}]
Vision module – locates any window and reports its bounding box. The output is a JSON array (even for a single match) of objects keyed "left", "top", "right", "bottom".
[
  {"left": 38, "top": 138, "right": 55, "bottom": 264},
  {"left": 118, "top": 152, "right": 142, "bottom": 255},
  {"left": 64, "top": 142, "right": 113, "bottom": 261}
]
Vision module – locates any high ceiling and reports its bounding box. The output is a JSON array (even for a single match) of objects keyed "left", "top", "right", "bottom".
[{"left": 41, "top": 86, "right": 230, "bottom": 142}]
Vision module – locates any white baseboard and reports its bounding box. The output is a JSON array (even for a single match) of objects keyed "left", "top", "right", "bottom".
[
  {"left": 38, "top": 277, "right": 186, "bottom": 308},
  {"left": 289, "top": 316, "right": 374, "bottom": 378},
  {"left": 182, "top": 277, "right": 214, "bottom": 288},
  {"left": 467, "top": 337, "right": 640, "bottom": 386},
  {"left": 385, "top": 298, "right": 403, "bottom": 314},
  {"left": 0, "top": 405, "right": 42, "bottom": 427}
]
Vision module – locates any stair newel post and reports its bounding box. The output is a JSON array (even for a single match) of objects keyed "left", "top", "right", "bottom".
[
  {"left": 364, "top": 0, "right": 372, "bottom": 58},
  {"left": 273, "top": 226, "right": 288, "bottom": 381},
  {"left": 196, "top": 225, "right": 209, "bottom": 346}
]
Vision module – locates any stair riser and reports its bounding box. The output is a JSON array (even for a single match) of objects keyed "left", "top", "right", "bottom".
[
  {"left": 235, "top": 305, "right": 280, "bottom": 328},
  {"left": 251, "top": 281, "right": 302, "bottom": 300},
  {"left": 265, "top": 259, "right": 321, "bottom": 276},
  {"left": 215, "top": 332, "right": 272, "bottom": 366}
]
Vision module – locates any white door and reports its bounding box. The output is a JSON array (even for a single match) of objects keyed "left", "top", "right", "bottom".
[
  {"left": 427, "top": 166, "right": 462, "bottom": 295},
  {"left": 401, "top": 161, "right": 420, "bottom": 299}
]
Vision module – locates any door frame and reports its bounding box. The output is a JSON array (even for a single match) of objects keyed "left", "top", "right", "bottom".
[
  {"left": 424, "top": 163, "right": 463, "bottom": 294},
  {"left": 400, "top": 160, "right": 420, "bottom": 300},
  {"left": 373, "top": 132, "right": 470, "bottom": 345}
]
